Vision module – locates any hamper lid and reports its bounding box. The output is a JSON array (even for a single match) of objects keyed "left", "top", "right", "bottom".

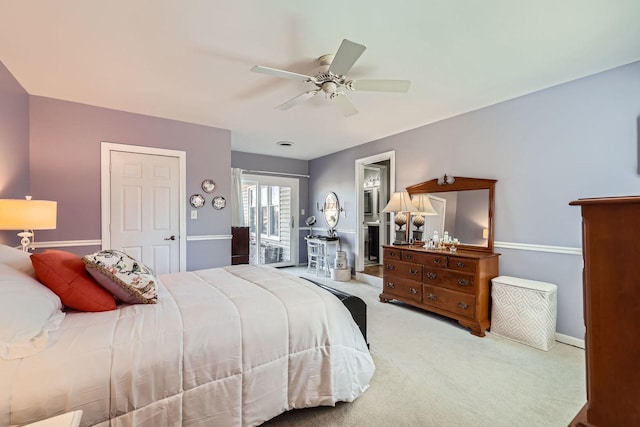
[{"left": 491, "top": 276, "right": 557, "bottom": 293}]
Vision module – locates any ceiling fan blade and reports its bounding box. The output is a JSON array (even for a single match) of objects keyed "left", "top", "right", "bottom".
[
  {"left": 351, "top": 79, "right": 411, "bottom": 92},
  {"left": 327, "top": 39, "right": 366, "bottom": 76},
  {"left": 275, "top": 90, "right": 319, "bottom": 111},
  {"left": 251, "top": 65, "right": 312, "bottom": 82},
  {"left": 332, "top": 93, "right": 359, "bottom": 117}
]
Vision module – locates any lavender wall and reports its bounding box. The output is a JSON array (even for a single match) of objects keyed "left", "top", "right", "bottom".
[
  {"left": 231, "top": 151, "right": 309, "bottom": 264},
  {"left": 0, "top": 61, "right": 30, "bottom": 246},
  {"left": 28, "top": 96, "right": 232, "bottom": 270},
  {"left": 309, "top": 60, "right": 640, "bottom": 339}
]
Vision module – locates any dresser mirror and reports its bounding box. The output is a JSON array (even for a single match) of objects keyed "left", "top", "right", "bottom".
[{"left": 405, "top": 176, "right": 496, "bottom": 253}]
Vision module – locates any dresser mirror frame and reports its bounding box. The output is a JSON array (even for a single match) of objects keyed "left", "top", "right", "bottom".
[{"left": 405, "top": 176, "right": 496, "bottom": 253}]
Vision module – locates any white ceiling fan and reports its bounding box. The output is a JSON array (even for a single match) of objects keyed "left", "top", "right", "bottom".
[{"left": 250, "top": 39, "right": 411, "bottom": 117}]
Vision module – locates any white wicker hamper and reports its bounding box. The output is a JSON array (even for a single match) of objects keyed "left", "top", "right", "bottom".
[{"left": 490, "top": 276, "right": 557, "bottom": 351}]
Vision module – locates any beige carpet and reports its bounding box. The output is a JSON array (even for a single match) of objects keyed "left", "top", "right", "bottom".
[{"left": 263, "top": 266, "right": 586, "bottom": 427}]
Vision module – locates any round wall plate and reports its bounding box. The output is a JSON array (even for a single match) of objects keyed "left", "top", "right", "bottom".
[
  {"left": 212, "top": 196, "right": 226, "bottom": 210},
  {"left": 190, "top": 194, "right": 205, "bottom": 208},
  {"left": 202, "top": 179, "right": 216, "bottom": 193}
]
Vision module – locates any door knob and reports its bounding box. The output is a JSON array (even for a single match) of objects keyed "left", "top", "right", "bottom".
[{"left": 164, "top": 235, "right": 176, "bottom": 241}]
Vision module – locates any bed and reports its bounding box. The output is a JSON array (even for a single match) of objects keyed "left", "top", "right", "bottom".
[{"left": 0, "top": 245, "right": 374, "bottom": 426}]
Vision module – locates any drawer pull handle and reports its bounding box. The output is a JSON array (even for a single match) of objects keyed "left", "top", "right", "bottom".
[
  {"left": 409, "top": 288, "right": 418, "bottom": 295},
  {"left": 386, "top": 264, "right": 395, "bottom": 271},
  {"left": 404, "top": 254, "right": 413, "bottom": 260},
  {"left": 456, "top": 261, "right": 465, "bottom": 268},
  {"left": 426, "top": 272, "right": 437, "bottom": 280},
  {"left": 433, "top": 258, "right": 441, "bottom": 265},
  {"left": 389, "top": 251, "right": 396, "bottom": 256},
  {"left": 386, "top": 282, "right": 395, "bottom": 289},
  {"left": 458, "top": 279, "right": 471, "bottom": 286},
  {"left": 457, "top": 302, "right": 469, "bottom": 310},
  {"left": 409, "top": 268, "right": 418, "bottom": 275},
  {"left": 426, "top": 293, "right": 437, "bottom": 301}
]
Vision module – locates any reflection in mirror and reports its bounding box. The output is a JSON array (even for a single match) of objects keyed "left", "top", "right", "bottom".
[
  {"left": 406, "top": 177, "right": 496, "bottom": 253},
  {"left": 411, "top": 190, "right": 489, "bottom": 247},
  {"left": 323, "top": 192, "right": 340, "bottom": 231}
]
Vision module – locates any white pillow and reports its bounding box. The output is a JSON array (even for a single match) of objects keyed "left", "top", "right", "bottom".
[
  {"left": 0, "top": 244, "right": 36, "bottom": 277},
  {"left": 0, "top": 264, "right": 65, "bottom": 359}
]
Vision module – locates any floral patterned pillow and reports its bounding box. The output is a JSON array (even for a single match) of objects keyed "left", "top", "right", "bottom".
[{"left": 82, "top": 250, "right": 158, "bottom": 304}]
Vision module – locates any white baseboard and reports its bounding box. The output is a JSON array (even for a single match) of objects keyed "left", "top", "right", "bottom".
[{"left": 555, "top": 333, "right": 585, "bottom": 349}]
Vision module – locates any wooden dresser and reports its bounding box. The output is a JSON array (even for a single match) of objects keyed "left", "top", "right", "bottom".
[
  {"left": 380, "top": 244, "right": 499, "bottom": 337},
  {"left": 569, "top": 196, "right": 640, "bottom": 427}
]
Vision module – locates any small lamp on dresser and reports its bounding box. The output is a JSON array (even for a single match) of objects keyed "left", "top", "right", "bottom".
[
  {"left": 0, "top": 196, "right": 57, "bottom": 251},
  {"left": 381, "top": 191, "right": 418, "bottom": 245}
]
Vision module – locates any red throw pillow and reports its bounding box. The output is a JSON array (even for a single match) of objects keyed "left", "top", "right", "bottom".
[{"left": 31, "top": 250, "right": 116, "bottom": 312}]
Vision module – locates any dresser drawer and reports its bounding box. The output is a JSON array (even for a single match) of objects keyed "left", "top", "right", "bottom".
[
  {"left": 384, "top": 259, "right": 423, "bottom": 282},
  {"left": 423, "top": 285, "right": 476, "bottom": 319},
  {"left": 447, "top": 256, "right": 478, "bottom": 274},
  {"left": 423, "top": 268, "right": 476, "bottom": 293},
  {"left": 383, "top": 276, "right": 422, "bottom": 303},
  {"left": 441, "top": 271, "right": 476, "bottom": 294},
  {"left": 411, "top": 252, "right": 447, "bottom": 268},
  {"left": 384, "top": 247, "right": 402, "bottom": 260},
  {"left": 423, "top": 267, "right": 447, "bottom": 286}
]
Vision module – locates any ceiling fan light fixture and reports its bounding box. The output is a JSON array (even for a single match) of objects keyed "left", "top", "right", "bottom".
[{"left": 322, "top": 81, "right": 337, "bottom": 95}]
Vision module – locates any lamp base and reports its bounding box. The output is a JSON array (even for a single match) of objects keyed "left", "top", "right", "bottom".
[
  {"left": 393, "top": 230, "right": 409, "bottom": 245},
  {"left": 17, "top": 230, "right": 33, "bottom": 252}
]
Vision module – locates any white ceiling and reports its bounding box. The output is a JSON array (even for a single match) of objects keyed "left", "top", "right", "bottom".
[{"left": 2, "top": 1, "right": 639, "bottom": 160}]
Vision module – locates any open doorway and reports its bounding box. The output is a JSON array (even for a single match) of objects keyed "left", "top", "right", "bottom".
[{"left": 354, "top": 151, "right": 395, "bottom": 282}]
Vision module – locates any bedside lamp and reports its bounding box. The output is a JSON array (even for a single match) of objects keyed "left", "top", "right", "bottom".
[
  {"left": 0, "top": 196, "right": 57, "bottom": 251},
  {"left": 382, "top": 191, "right": 418, "bottom": 245},
  {"left": 411, "top": 194, "right": 438, "bottom": 242}
]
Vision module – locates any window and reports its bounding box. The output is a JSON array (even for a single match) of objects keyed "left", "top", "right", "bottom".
[
  {"left": 259, "top": 185, "right": 280, "bottom": 239},
  {"left": 269, "top": 186, "right": 280, "bottom": 237},
  {"left": 241, "top": 173, "right": 298, "bottom": 267}
]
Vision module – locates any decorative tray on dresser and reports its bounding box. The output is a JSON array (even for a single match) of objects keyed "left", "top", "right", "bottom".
[{"left": 380, "top": 245, "right": 499, "bottom": 337}]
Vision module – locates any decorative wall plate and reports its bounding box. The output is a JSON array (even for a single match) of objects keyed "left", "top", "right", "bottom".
[
  {"left": 212, "top": 196, "right": 226, "bottom": 210},
  {"left": 201, "top": 179, "right": 216, "bottom": 193},
  {"left": 189, "top": 194, "right": 205, "bottom": 208}
]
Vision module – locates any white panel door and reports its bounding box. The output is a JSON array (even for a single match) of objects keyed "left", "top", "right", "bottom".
[{"left": 110, "top": 151, "right": 180, "bottom": 275}]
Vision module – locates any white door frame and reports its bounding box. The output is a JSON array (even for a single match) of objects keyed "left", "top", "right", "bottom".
[
  {"left": 100, "top": 142, "right": 187, "bottom": 272},
  {"left": 354, "top": 150, "right": 395, "bottom": 273}
]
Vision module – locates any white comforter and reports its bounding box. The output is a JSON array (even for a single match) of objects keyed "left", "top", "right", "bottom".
[{"left": 0, "top": 265, "right": 374, "bottom": 426}]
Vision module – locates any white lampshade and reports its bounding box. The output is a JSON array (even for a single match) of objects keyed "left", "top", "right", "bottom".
[
  {"left": 381, "top": 191, "right": 419, "bottom": 213},
  {"left": 0, "top": 199, "right": 57, "bottom": 230},
  {"left": 411, "top": 194, "right": 438, "bottom": 216}
]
